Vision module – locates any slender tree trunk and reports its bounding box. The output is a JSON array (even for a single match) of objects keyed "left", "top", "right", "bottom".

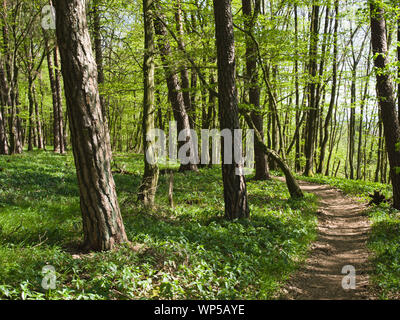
[
  {"left": 45, "top": 39, "right": 61, "bottom": 153},
  {"left": 294, "top": 4, "right": 301, "bottom": 172},
  {"left": 304, "top": 3, "right": 320, "bottom": 176},
  {"left": 33, "top": 84, "right": 43, "bottom": 149},
  {"left": 398, "top": 15, "right": 400, "bottom": 124},
  {"left": 213, "top": 0, "right": 249, "bottom": 220},
  {"left": 375, "top": 118, "right": 383, "bottom": 182},
  {"left": 174, "top": 0, "right": 194, "bottom": 129},
  {"left": 349, "top": 69, "right": 356, "bottom": 180},
  {"left": 356, "top": 68, "right": 371, "bottom": 180},
  {"left": 27, "top": 76, "right": 34, "bottom": 151},
  {"left": 54, "top": 0, "right": 128, "bottom": 250},
  {"left": 370, "top": 1, "right": 400, "bottom": 209},
  {"left": 318, "top": 1, "right": 338, "bottom": 174},
  {"left": 53, "top": 45, "right": 65, "bottom": 154},
  {"left": 242, "top": 0, "right": 270, "bottom": 180},
  {"left": 154, "top": 10, "right": 198, "bottom": 172},
  {"left": 92, "top": 0, "right": 107, "bottom": 124},
  {"left": 0, "top": 64, "right": 8, "bottom": 154},
  {"left": 138, "top": 0, "right": 159, "bottom": 207}
]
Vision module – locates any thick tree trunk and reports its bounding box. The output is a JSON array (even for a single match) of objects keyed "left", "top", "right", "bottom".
[
  {"left": 54, "top": 0, "right": 128, "bottom": 250},
  {"left": 370, "top": 1, "right": 400, "bottom": 209},
  {"left": 138, "top": 0, "right": 159, "bottom": 207},
  {"left": 213, "top": 0, "right": 249, "bottom": 220}
]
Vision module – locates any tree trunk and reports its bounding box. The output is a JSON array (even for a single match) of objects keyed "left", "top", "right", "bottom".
[
  {"left": 370, "top": 1, "right": 400, "bottom": 209},
  {"left": 174, "top": 0, "right": 194, "bottom": 129},
  {"left": 242, "top": 0, "right": 270, "bottom": 181},
  {"left": 33, "top": 84, "right": 44, "bottom": 149},
  {"left": 54, "top": 0, "right": 128, "bottom": 251},
  {"left": 318, "top": 1, "right": 338, "bottom": 174},
  {"left": 243, "top": 112, "right": 304, "bottom": 198},
  {"left": 213, "top": 0, "right": 249, "bottom": 220},
  {"left": 138, "top": 0, "right": 159, "bottom": 207},
  {"left": 45, "top": 39, "right": 61, "bottom": 154},
  {"left": 0, "top": 64, "right": 9, "bottom": 154},
  {"left": 303, "top": 3, "right": 320, "bottom": 176},
  {"left": 154, "top": 10, "right": 198, "bottom": 172},
  {"left": 92, "top": 0, "right": 108, "bottom": 124},
  {"left": 53, "top": 45, "right": 65, "bottom": 154}
]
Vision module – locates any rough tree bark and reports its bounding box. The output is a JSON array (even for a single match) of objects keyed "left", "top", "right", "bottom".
[
  {"left": 54, "top": 0, "right": 128, "bottom": 250},
  {"left": 213, "top": 0, "right": 249, "bottom": 220},
  {"left": 370, "top": 1, "right": 400, "bottom": 209}
]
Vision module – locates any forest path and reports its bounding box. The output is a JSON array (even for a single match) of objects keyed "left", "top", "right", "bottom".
[{"left": 278, "top": 178, "right": 377, "bottom": 300}]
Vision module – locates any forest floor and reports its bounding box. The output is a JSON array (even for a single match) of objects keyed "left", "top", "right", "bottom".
[{"left": 279, "top": 178, "right": 378, "bottom": 300}]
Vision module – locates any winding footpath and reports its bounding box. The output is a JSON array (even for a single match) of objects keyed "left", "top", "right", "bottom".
[{"left": 279, "top": 179, "right": 377, "bottom": 300}]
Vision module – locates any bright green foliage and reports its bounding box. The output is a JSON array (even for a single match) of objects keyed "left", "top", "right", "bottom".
[
  {"left": 368, "top": 204, "right": 400, "bottom": 299},
  {"left": 0, "top": 151, "right": 317, "bottom": 300},
  {"left": 297, "top": 174, "right": 392, "bottom": 201}
]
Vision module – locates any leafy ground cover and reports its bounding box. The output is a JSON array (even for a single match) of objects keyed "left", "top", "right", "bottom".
[{"left": 0, "top": 151, "right": 317, "bottom": 300}]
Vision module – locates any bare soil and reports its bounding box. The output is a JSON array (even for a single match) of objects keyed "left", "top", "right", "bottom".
[{"left": 278, "top": 179, "right": 377, "bottom": 300}]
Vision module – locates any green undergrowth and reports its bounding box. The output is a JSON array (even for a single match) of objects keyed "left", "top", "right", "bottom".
[
  {"left": 295, "top": 174, "right": 392, "bottom": 202},
  {"left": 294, "top": 173, "right": 400, "bottom": 299},
  {"left": 0, "top": 150, "right": 317, "bottom": 300}
]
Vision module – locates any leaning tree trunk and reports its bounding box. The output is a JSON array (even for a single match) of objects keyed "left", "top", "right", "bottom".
[
  {"left": 370, "top": 1, "right": 400, "bottom": 210},
  {"left": 138, "top": 0, "right": 159, "bottom": 207},
  {"left": 242, "top": 112, "right": 304, "bottom": 198},
  {"left": 213, "top": 0, "right": 249, "bottom": 220},
  {"left": 54, "top": 0, "right": 128, "bottom": 251}
]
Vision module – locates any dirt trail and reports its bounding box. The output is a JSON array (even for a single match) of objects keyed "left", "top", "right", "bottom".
[{"left": 279, "top": 179, "right": 377, "bottom": 300}]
